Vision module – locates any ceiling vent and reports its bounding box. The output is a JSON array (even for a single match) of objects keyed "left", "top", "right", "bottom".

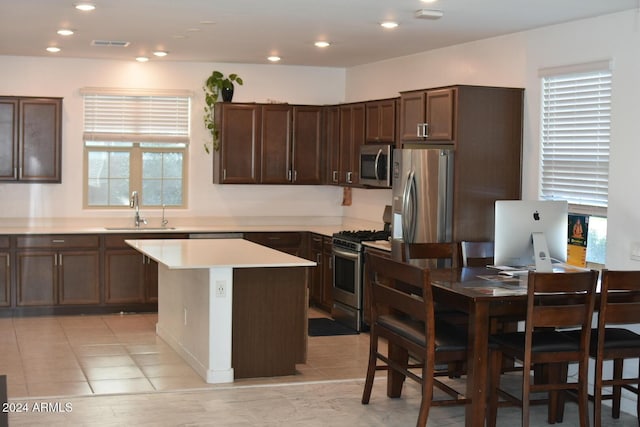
[
  {"left": 414, "top": 9, "right": 444, "bottom": 20},
  {"left": 91, "top": 40, "right": 130, "bottom": 47}
]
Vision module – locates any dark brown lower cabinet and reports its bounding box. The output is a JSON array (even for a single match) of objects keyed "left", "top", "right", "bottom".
[
  {"left": 0, "top": 252, "right": 9, "bottom": 307},
  {"left": 104, "top": 249, "right": 145, "bottom": 304},
  {"left": 15, "top": 235, "right": 100, "bottom": 307}
]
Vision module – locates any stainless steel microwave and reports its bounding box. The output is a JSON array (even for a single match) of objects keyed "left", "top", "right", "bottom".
[{"left": 359, "top": 144, "right": 393, "bottom": 188}]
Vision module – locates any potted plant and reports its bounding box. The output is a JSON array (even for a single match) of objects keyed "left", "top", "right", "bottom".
[{"left": 203, "top": 71, "right": 244, "bottom": 153}]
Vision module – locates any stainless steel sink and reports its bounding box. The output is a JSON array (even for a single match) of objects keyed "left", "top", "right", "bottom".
[{"left": 104, "top": 227, "right": 176, "bottom": 231}]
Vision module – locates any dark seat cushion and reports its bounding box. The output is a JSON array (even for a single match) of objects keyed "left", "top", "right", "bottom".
[
  {"left": 565, "top": 327, "right": 640, "bottom": 353},
  {"left": 376, "top": 314, "right": 467, "bottom": 352},
  {"left": 491, "top": 330, "right": 579, "bottom": 353}
]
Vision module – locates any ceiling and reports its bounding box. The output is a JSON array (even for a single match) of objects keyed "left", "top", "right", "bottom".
[{"left": 0, "top": 0, "right": 637, "bottom": 67}]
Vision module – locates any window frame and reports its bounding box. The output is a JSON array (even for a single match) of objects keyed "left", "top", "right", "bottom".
[{"left": 81, "top": 88, "right": 191, "bottom": 209}]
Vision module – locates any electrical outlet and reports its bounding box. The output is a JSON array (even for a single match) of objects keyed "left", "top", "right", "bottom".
[
  {"left": 631, "top": 242, "right": 640, "bottom": 261},
  {"left": 215, "top": 280, "right": 226, "bottom": 298}
]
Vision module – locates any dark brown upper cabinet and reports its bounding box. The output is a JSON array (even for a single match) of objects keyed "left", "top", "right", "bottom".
[{"left": 0, "top": 97, "right": 62, "bottom": 183}]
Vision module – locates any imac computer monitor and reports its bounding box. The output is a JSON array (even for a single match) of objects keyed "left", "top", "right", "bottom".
[{"left": 494, "top": 200, "right": 568, "bottom": 272}]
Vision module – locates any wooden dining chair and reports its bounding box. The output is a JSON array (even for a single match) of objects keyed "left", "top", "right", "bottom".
[
  {"left": 361, "top": 252, "right": 469, "bottom": 427},
  {"left": 401, "top": 242, "right": 462, "bottom": 269},
  {"left": 460, "top": 241, "right": 494, "bottom": 267},
  {"left": 565, "top": 269, "right": 640, "bottom": 427},
  {"left": 486, "top": 269, "right": 599, "bottom": 427}
]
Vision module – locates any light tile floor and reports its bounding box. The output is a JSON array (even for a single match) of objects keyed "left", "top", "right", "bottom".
[{"left": 1, "top": 308, "right": 636, "bottom": 426}]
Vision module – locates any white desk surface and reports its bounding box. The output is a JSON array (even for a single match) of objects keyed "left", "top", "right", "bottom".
[{"left": 126, "top": 238, "right": 316, "bottom": 269}]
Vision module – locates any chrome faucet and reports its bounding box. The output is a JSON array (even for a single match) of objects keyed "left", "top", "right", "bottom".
[{"left": 129, "top": 191, "right": 147, "bottom": 228}]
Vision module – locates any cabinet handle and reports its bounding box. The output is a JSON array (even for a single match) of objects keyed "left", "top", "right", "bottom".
[
  {"left": 316, "top": 253, "right": 321, "bottom": 264},
  {"left": 223, "top": 169, "right": 227, "bottom": 180},
  {"left": 416, "top": 124, "right": 422, "bottom": 138},
  {"left": 287, "top": 170, "right": 292, "bottom": 182},
  {"left": 52, "top": 239, "right": 65, "bottom": 244},
  {"left": 293, "top": 170, "right": 297, "bottom": 182},
  {"left": 423, "top": 123, "right": 429, "bottom": 138},
  {"left": 58, "top": 254, "right": 63, "bottom": 266},
  {"left": 5, "top": 256, "right": 8, "bottom": 268},
  {"left": 332, "top": 171, "right": 338, "bottom": 183},
  {"left": 346, "top": 171, "right": 353, "bottom": 184}
]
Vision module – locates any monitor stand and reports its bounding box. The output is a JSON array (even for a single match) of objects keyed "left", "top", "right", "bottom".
[{"left": 532, "top": 232, "right": 553, "bottom": 273}]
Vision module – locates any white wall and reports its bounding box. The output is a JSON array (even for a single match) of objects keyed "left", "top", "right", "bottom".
[{"left": 0, "top": 57, "right": 346, "bottom": 221}]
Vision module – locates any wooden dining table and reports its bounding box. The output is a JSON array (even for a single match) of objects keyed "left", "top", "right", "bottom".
[{"left": 385, "top": 266, "right": 531, "bottom": 427}]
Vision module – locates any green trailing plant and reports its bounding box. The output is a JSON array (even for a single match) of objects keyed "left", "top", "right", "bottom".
[{"left": 203, "top": 71, "right": 244, "bottom": 153}]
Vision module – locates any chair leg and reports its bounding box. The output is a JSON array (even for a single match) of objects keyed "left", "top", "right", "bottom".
[
  {"left": 612, "top": 358, "right": 623, "bottom": 419},
  {"left": 577, "top": 359, "right": 590, "bottom": 427},
  {"left": 362, "top": 330, "right": 379, "bottom": 404},
  {"left": 593, "top": 356, "right": 604, "bottom": 427},
  {"left": 547, "top": 362, "right": 566, "bottom": 424},
  {"left": 486, "top": 349, "right": 502, "bottom": 427},
  {"left": 522, "top": 363, "right": 532, "bottom": 427},
  {"left": 416, "top": 362, "right": 435, "bottom": 427},
  {"left": 387, "top": 343, "right": 409, "bottom": 398}
]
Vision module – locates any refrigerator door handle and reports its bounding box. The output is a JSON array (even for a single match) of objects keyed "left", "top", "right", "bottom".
[{"left": 402, "top": 170, "right": 417, "bottom": 244}]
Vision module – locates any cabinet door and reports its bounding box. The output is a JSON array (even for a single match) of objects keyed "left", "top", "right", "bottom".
[
  {"left": 144, "top": 256, "right": 159, "bottom": 303},
  {"left": 261, "top": 105, "right": 292, "bottom": 184},
  {"left": 218, "top": 104, "right": 261, "bottom": 183},
  {"left": 58, "top": 250, "right": 100, "bottom": 305},
  {"left": 425, "top": 88, "right": 455, "bottom": 141},
  {"left": 0, "top": 252, "right": 10, "bottom": 307},
  {"left": 339, "top": 103, "right": 365, "bottom": 186},
  {"left": 325, "top": 106, "right": 341, "bottom": 184},
  {"left": 16, "top": 251, "right": 56, "bottom": 306},
  {"left": 104, "top": 249, "right": 145, "bottom": 304},
  {"left": 292, "top": 106, "right": 323, "bottom": 184},
  {"left": 19, "top": 98, "right": 62, "bottom": 182},
  {"left": 365, "top": 99, "right": 396, "bottom": 143},
  {"left": 321, "top": 237, "right": 333, "bottom": 312},
  {"left": 308, "top": 236, "right": 323, "bottom": 305},
  {"left": 399, "top": 91, "right": 426, "bottom": 142},
  {"left": 0, "top": 99, "right": 18, "bottom": 181}
]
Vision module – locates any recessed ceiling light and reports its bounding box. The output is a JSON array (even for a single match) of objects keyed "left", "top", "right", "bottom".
[
  {"left": 46, "top": 47, "right": 61, "bottom": 53},
  {"left": 421, "top": 0, "right": 438, "bottom": 3},
  {"left": 153, "top": 51, "right": 168, "bottom": 57},
  {"left": 136, "top": 56, "right": 149, "bottom": 62},
  {"left": 74, "top": 2, "right": 96, "bottom": 11},
  {"left": 267, "top": 56, "right": 281, "bottom": 62},
  {"left": 57, "top": 29, "right": 75, "bottom": 36},
  {"left": 314, "top": 41, "right": 331, "bottom": 48},
  {"left": 380, "top": 21, "right": 399, "bottom": 29}
]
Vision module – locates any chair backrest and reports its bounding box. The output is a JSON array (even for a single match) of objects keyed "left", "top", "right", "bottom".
[
  {"left": 598, "top": 269, "right": 640, "bottom": 327},
  {"left": 461, "top": 241, "right": 494, "bottom": 267},
  {"left": 401, "top": 242, "right": 462, "bottom": 269},
  {"left": 365, "top": 251, "right": 434, "bottom": 329},
  {"left": 525, "top": 270, "right": 598, "bottom": 361}
]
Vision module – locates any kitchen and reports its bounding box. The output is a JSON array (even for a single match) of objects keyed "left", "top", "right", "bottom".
[{"left": 1, "top": 1, "right": 640, "bottom": 424}]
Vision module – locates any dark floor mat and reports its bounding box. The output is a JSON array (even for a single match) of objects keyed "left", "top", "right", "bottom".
[{"left": 308, "top": 317, "right": 359, "bottom": 337}]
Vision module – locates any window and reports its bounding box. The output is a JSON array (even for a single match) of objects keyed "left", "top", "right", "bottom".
[
  {"left": 539, "top": 61, "right": 612, "bottom": 264},
  {"left": 82, "top": 88, "right": 190, "bottom": 208}
]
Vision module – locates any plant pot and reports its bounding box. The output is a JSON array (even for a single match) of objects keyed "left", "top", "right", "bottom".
[{"left": 221, "top": 85, "right": 234, "bottom": 102}]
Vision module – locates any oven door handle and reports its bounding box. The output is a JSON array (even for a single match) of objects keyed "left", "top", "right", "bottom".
[{"left": 332, "top": 247, "right": 360, "bottom": 261}]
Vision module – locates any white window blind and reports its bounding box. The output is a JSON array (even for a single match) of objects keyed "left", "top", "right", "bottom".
[
  {"left": 540, "top": 66, "right": 611, "bottom": 210},
  {"left": 82, "top": 90, "right": 190, "bottom": 143}
]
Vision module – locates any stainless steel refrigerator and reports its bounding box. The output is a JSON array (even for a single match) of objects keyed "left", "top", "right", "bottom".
[{"left": 390, "top": 148, "right": 454, "bottom": 261}]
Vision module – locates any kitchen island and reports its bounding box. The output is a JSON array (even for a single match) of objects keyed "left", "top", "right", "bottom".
[{"left": 126, "top": 238, "right": 316, "bottom": 383}]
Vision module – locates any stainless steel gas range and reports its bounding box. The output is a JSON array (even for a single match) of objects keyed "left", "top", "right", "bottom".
[{"left": 331, "top": 229, "right": 390, "bottom": 332}]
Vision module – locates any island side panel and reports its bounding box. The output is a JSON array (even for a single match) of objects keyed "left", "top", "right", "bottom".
[
  {"left": 156, "top": 264, "right": 234, "bottom": 383},
  {"left": 232, "top": 267, "right": 308, "bottom": 379}
]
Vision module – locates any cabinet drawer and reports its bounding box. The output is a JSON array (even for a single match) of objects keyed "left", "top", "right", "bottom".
[
  {"left": 246, "top": 232, "right": 303, "bottom": 248},
  {"left": 103, "top": 233, "right": 188, "bottom": 249},
  {"left": 309, "top": 234, "right": 324, "bottom": 251},
  {"left": 16, "top": 234, "right": 99, "bottom": 249},
  {"left": 0, "top": 236, "right": 8, "bottom": 249}
]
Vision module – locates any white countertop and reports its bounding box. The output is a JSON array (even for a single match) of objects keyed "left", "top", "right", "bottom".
[
  {"left": 363, "top": 240, "right": 392, "bottom": 252},
  {"left": 0, "top": 216, "right": 383, "bottom": 238},
  {"left": 126, "top": 238, "right": 317, "bottom": 269}
]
